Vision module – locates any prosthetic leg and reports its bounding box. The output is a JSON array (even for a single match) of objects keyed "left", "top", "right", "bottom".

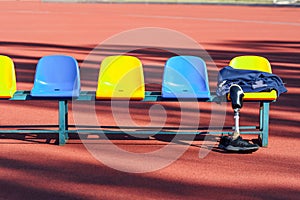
[
  {"left": 219, "top": 84, "right": 259, "bottom": 152},
  {"left": 230, "top": 84, "right": 244, "bottom": 139}
]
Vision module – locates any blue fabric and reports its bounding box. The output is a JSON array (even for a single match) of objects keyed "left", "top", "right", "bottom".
[{"left": 216, "top": 66, "right": 287, "bottom": 96}]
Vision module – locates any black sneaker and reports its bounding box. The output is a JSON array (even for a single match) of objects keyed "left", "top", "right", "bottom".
[
  {"left": 219, "top": 136, "right": 259, "bottom": 152},
  {"left": 218, "top": 135, "right": 231, "bottom": 149}
]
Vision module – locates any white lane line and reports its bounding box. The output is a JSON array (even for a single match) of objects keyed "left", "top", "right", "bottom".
[
  {"left": 129, "top": 14, "right": 300, "bottom": 26},
  {"left": 0, "top": 10, "right": 51, "bottom": 14},
  {"left": 0, "top": 10, "right": 88, "bottom": 15}
]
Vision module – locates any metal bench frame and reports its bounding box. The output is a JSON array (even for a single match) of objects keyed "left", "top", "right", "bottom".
[{"left": 0, "top": 90, "right": 271, "bottom": 147}]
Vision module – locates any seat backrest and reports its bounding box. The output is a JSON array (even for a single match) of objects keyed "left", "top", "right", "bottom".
[
  {"left": 162, "top": 56, "right": 210, "bottom": 99},
  {"left": 96, "top": 55, "right": 145, "bottom": 100},
  {"left": 31, "top": 55, "right": 80, "bottom": 97},
  {"left": 229, "top": 55, "right": 272, "bottom": 73},
  {"left": 0, "top": 55, "right": 17, "bottom": 98}
]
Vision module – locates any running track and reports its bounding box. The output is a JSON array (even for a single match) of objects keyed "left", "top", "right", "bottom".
[{"left": 0, "top": 2, "right": 299, "bottom": 199}]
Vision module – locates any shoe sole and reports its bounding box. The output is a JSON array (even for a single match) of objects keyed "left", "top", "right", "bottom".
[{"left": 225, "top": 145, "right": 259, "bottom": 152}]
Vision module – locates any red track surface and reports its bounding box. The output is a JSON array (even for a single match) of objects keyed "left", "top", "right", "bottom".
[{"left": 0, "top": 2, "right": 299, "bottom": 199}]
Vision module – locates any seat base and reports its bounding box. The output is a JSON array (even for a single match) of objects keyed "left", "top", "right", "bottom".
[
  {"left": 31, "top": 90, "right": 80, "bottom": 98},
  {"left": 162, "top": 91, "right": 210, "bottom": 99},
  {"left": 0, "top": 90, "right": 16, "bottom": 98},
  {"left": 228, "top": 90, "right": 277, "bottom": 101}
]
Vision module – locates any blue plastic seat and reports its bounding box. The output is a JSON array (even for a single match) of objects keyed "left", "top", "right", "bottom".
[
  {"left": 162, "top": 56, "right": 210, "bottom": 99},
  {"left": 31, "top": 55, "right": 80, "bottom": 97}
]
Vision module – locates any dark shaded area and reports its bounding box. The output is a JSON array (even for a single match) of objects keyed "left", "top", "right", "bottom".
[{"left": 1, "top": 155, "right": 300, "bottom": 200}]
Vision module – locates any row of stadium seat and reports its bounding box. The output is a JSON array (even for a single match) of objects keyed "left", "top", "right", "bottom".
[{"left": 0, "top": 54, "right": 277, "bottom": 101}]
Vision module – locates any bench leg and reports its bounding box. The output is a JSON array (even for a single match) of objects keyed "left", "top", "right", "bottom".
[
  {"left": 259, "top": 102, "right": 270, "bottom": 147},
  {"left": 58, "top": 100, "right": 68, "bottom": 145}
]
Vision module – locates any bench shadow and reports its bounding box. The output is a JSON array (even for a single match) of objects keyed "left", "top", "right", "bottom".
[{"left": 0, "top": 124, "right": 260, "bottom": 155}]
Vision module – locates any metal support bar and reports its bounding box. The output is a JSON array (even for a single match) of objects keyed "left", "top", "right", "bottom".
[
  {"left": 0, "top": 130, "right": 59, "bottom": 134},
  {"left": 259, "top": 102, "right": 270, "bottom": 147},
  {"left": 259, "top": 102, "right": 264, "bottom": 145},
  {"left": 67, "top": 129, "right": 264, "bottom": 135},
  {"left": 65, "top": 99, "right": 69, "bottom": 133},
  {"left": 233, "top": 108, "right": 240, "bottom": 135},
  {"left": 58, "top": 100, "right": 68, "bottom": 145}
]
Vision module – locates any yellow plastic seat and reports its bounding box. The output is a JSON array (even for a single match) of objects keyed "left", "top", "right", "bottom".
[
  {"left": 96, "top": 55, "right": 145, "bottom": 100},
  {"left": 228, "top": 55, "right": 277, "bottom": 101},
  {"left": 0, "top": 55, "right": 17, "bottom": 98}
]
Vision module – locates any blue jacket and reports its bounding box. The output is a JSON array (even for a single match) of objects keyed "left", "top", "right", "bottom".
[{"left": 216, "top": 66, "right": 287, "bottom": 96}]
